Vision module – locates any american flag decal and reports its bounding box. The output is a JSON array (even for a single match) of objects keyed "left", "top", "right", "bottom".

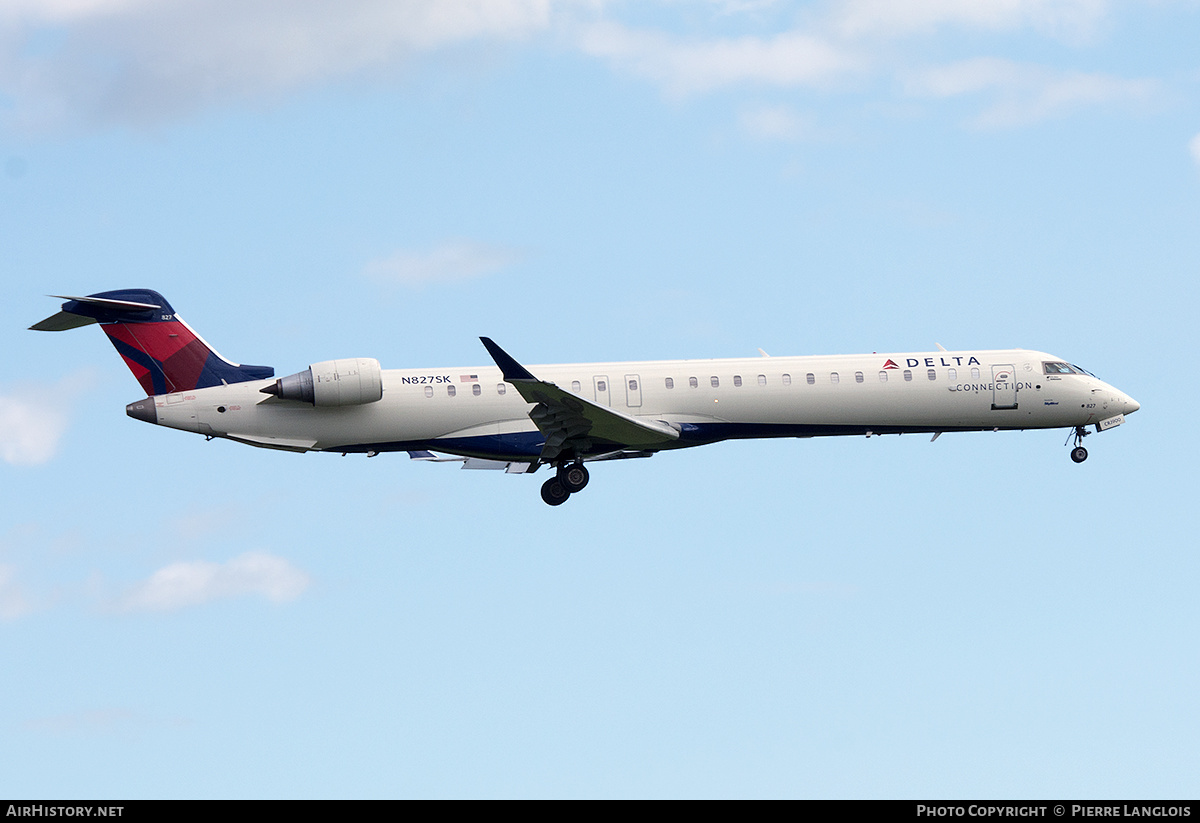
[{"left": 460, "top": 374, "right": 478, "bottom": 382}]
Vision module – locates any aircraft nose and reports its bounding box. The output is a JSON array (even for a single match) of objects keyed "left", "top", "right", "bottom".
[{"left": 1124, "top": 395, "right": 1140, "bottom": 415}]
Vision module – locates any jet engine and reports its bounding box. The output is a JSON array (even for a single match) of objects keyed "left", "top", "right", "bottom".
[{"left": 261, "top": 358, "right": 383, "bottom": 406}]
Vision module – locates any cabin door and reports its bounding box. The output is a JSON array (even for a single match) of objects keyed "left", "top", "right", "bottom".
[
  {"left": 624, "top": 374, "right": 642, "bottom": 408},
  {"left": 593, "top": 375, "right": 611, "bottom": 406},
  {"left": 991, "top": 364, "right": 1018, "bottom": 410}
]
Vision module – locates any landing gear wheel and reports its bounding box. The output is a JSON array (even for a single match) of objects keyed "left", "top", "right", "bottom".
[
  {"left": 1065, "top": 425, "right": 1091, "bottom": 463},
  {"left": 541, "top": 477, "right": 571, "bottom": 506},
  {"left": 559, "top": 463, "right": 589, "bottom": 493}
]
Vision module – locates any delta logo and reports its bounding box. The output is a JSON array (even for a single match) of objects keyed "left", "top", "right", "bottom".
[{"left": 882, "top": 355, "right": 983, "bottom": 369}]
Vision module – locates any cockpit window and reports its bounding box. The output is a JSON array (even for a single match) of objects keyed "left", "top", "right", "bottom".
[
  {"left": 1043, "top": 362, "right": 1077, "bottom": 374},
  {"left": 1043, "top": 362, "right": 1099, "bottom": 378}
]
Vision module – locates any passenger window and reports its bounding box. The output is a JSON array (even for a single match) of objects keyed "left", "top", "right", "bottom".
[
  {"left": 903, "top": 370, "right": 912, "bottom": 382},
  {"left": 571, "top": 380, "right": 581, "bottom": 392},
  {"left": 733, "top": 375, "right": 742, "bottom": 387},
  {"left": 665, "top": 377, "right": 674, "bottom": 389},
  {"left": 806, "top": 373, "right": 815, "bottom": 385},
  {"left": 424, "top": 386, "right": 433, "bottom": 398},
  {"left": 447, "top": 385, "right": 456, "bottom": 397},
  {"left": 689, "top": 376, "right": 698, "bottom": 389},
  {"left": 927, "top": 369, "right": 936, "bottom": 381},
  {"left": 597, "top": 380, "right": 606, "bottom": 392},
  {"left": 831, "top": 372, "right": 840, "bottom": 384},
  {"left": 472, "top": 384, "right": 481, "bottom": 396},
  {"left": 948, "top": 368, "right": 957, "bottom": 381},
  {"left": 855, "top": 371, "right": 864, "bottom": 383},
  {"left": 878, "top": 371, "right": 887, "bottom": 382},
  {"left": 628, "top": 379, "right": 638, "bottom": 391},
  {"left": 782, "top": 373, "right": 791, "bottom": 386},
  {"left": 758, "top": 374, "right": 767, "bottom": 386},
  {"left": 971, "top": 368, "right": 980, "bottom": 380},
  {"left": 711, "top": 376, "right": 719, "bottom": 388},
  {"left": 497, "top": 384, "right": 506, "bottom": 395}
]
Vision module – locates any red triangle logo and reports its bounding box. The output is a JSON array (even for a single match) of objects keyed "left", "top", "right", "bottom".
[{"left": 882, "top": 359, "right": 900, "bottom": 369}]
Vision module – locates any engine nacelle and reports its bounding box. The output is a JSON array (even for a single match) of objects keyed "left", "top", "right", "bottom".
[{"left": 262, "top": 358, "right": 383, "bottom": 406}]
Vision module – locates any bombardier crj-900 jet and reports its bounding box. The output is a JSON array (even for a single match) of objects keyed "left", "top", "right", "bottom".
[{"left": 33, "top": 290, "right": 1140, "bottom": 506}]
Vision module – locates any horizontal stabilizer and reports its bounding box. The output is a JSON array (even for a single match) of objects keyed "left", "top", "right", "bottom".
[
  {"left": 30, "top": 311, "right": 99, "bottom": 332},
  {"left": 51, "top": 294, "right": 162, "bottom": 310},
  {"left": 30, "top": 292, "right": 165, "bottom": 331}
]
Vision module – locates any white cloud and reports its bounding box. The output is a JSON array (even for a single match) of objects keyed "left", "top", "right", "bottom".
[
  {"left": 0, "top": 564, "right": 35, "bottom": 620},
  {"left": 1, "top": 0, "right": 557, "bottom": 130},
  {"left": 831, "top": 0, "right": 1110, "bottom": 40},
  {"left": 579, "top": 21, "right": 864, "bottom": 96},
  {"left": 114, "top": 552, "right": 310, "bottom": 613},
  {"left": 905, "top": 57, "right": 1158, "bottom": 127},
  {"left": 0, "top": 0, "right": 152, "bottom": 24},
  {"left": 0, "top": 387, "right": 69, "bottom": 466},
  {"left": 0, "top": 0, "right": 1167, "bottom": 134},
  {"left": 364, "top": 240, "right": 524, "bottom": 287},
  {"left": 1189, "top": 133, "right": 1200, "bottom": 167},
  {"left": 739, "top": 103, "right": 810, "bottom": 140}
]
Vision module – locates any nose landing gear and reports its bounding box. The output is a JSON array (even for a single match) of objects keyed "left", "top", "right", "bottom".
[{"left": 1066, "top": 426, "right": 1090, "bottom": 463}]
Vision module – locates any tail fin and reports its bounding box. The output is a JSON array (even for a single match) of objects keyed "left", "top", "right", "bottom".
[{"left": 31, "top": 289, "right": 274, "bottom": 395}]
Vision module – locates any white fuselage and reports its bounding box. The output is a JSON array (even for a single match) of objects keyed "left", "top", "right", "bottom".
[{"left": 143, "top": 348, "right": 1139, "bottom": 462}]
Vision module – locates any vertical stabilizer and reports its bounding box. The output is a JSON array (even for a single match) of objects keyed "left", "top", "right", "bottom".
[{"left": 31, "top": 289, "right": 274, "bottom": 394}]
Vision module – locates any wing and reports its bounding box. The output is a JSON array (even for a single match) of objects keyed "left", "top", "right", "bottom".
[{"left": 480, "top": 337, "right": 679, "bottom": 463}]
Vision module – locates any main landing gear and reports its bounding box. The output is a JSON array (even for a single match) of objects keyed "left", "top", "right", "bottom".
[
  {"left": 1066, "top": 426, "right": 1090, "bottom": 463},
  {"left": 540, "top": 461, "right": 590, "bottom": 506}
]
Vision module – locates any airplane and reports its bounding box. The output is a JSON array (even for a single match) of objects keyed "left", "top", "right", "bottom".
[{"left": 32, "top": 289, "right": 1140, "bottom": 505}]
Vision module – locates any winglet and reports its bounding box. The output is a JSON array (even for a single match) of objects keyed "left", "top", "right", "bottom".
[{"left": 479, "top": 337, "right": 536, "bottom": 382}]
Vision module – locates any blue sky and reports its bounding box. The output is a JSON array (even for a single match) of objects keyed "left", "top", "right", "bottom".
[{"left": 1, "top": 0, "right": 1197, "bottom": 799}]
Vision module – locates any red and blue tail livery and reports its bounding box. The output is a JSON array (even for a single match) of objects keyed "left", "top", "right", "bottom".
[{"left": 31, "top": 289, "right": 273, "bottom": 394}]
